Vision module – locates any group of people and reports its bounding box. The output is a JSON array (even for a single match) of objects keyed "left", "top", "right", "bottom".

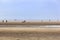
[
  {"left": 2, "top": 20, "right": 26, "bottom": 23},
  {"left": 2, "top": 20, "right": 7, "bottom": 23}
]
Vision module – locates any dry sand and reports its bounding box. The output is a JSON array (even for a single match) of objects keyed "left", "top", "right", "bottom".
[{"left": 0, "top": 28, "right": 60, "bottom": 40}]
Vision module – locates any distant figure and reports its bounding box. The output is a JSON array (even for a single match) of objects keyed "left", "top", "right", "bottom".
[
  {"left": 22, "top": 20, "right": 26, "bottom": 23},
  {"left": 49, "top": 19, "right": 51, "bottom": 22},
  {"left": 41, "top": 20, "right": 43, "bottom": 22},
  {"left": 2, "top": 20, "right": 4, "bottom": 23},
  {"left": 14, "top": 19, "right": 17, "bottom": 21},
  {"left": 6, "top": 20, "right": 7, "bottom": 23}
]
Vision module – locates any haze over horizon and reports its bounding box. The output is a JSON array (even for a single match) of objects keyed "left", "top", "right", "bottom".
[{"left": 0, "top": 0, "right": 59, "bottom": 20}]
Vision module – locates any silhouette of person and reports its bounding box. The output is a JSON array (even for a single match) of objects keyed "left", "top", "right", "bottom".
[
  {"left": 2, "top": 20, "right": 4, "bottom": 22},
  {"left": 6, "top": 20, "right": 7, "bottom": 23},
  {"left": 22, "top": 20, "right": 26, "bottom": 23}
]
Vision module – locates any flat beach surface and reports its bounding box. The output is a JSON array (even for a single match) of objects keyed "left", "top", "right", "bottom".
[
  {"left": 0, "top": 27, "right": 60, "bottom": 40},
  {"left": 0, "top": 23, "right": 59, "bottom": 40}
]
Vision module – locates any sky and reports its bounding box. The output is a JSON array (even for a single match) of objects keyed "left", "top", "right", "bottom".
[{"left": 0, "top": 0, "right": 60, "bottom": 20}]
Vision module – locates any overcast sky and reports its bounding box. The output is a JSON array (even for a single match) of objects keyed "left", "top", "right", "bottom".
[{"left": 0, "top": 0, "right": 59, "bottom": 20}]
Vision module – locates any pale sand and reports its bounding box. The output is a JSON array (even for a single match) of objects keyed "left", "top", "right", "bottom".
[
  {"left": 0, "top": 28, "right": 60, "bottom": 40},
  {"left": 0, "top": 28, "right": 60, "bottom": 33},
  {"left": 0, "top": 32, "right": 60, "bottom": 40}
]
